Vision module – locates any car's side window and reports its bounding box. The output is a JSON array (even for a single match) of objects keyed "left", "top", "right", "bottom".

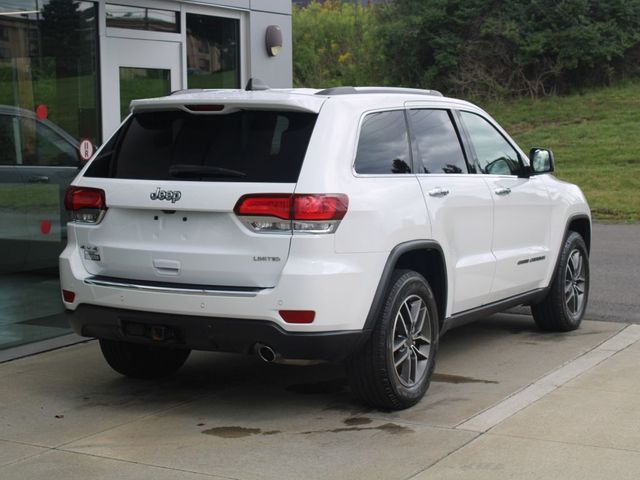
[
  {"left": 21, "top": 119, "right": 78, "bottom": 167},
  {"left": 354, "top": 110, "right": 412, "bottom": 174},
  {"left": 408, "top": 109, "right": 467, "bottom": 174},
  {"left": 459, "top": 111, "right": 521, "bottom": 175}
]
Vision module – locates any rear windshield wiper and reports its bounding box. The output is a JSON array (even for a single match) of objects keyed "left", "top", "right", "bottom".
[{"left": 168, "top": 164, "right": 247, "bottom": 179}]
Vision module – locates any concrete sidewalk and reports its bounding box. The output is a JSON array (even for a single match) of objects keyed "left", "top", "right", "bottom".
[{"left": 1, "top": 314, "right": 640, "bottom": 479}]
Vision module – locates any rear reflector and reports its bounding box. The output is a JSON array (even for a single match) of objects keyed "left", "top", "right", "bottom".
[
  {"left": 62, "top": 290, "right": 75, "bottom": 303},
  {"left": 279, "top": 310, "right": 315, "bottom": 324}
]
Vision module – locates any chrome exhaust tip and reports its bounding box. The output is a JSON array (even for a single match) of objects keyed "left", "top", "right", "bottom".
[{"left": 255, "top": 343, "right": 279, "bottom": 363}]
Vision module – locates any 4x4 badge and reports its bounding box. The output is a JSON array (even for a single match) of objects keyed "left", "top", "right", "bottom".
[{"left": 150, "top": 187, "right": 182, "bottom": 203}]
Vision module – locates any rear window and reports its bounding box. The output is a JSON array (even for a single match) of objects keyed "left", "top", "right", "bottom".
[{"left": 85, "top": 110, "right": 317, "bottom": 182}]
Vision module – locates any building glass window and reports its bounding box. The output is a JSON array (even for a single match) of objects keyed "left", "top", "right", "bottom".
[
  {"left": 0, "top": 0, "right": 100, "bottom": 350},
  {"left": 119, "top": 67, "right": 170, "bottom": 120},
  {"left": 186, "top": 14, "right": 240, "bottom": 89},
  {"left": 106, "top": 4, "right": 180, "bottom": 33}
]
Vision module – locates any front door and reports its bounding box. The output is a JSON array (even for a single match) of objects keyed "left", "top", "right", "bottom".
[
  {"left": 101, "top": 37, "right": 181, "bottom": 139},
  {"left": 457, "top": 110, "right": 552, "bottom": 302}
]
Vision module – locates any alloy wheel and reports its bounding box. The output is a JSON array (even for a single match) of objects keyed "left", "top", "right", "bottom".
[
  {"left": 391, "top": 294, "right": 432, "bottom": 387},
  {"left": 565, "top": 249, "right": 586, "bottom": 317}
]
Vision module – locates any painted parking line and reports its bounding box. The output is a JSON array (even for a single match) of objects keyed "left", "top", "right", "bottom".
[{"left": 456, "top": 324, "right": 640, "bottom": 433}]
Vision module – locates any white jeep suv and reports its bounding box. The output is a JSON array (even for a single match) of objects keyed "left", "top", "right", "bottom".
[{"left": 60, "top": 84, "right": 591, "bottom": 410}]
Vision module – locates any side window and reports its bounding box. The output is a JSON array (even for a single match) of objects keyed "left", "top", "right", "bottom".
[
  {"left": 408, "top": 109, "right": 467, "bottom": 174},
  {"left": 19, "top": 118, "right": 78, "bottom": 167},
  {"left": 459, "top": 111, "right": 521, "bottom": 175},
  {"left": 354, "top": 110, "right": 412, "bottom": 174}
]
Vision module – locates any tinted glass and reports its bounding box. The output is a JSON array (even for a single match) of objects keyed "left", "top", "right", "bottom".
[
  {"left": 460, "top": 111, "right": 521, "bottom": 175},
  {"left": 85, "top": 110, "right": 317, "bottom": 183},
  {"left": 106, "top": 4, "right": 180, "bottom": 33},
  {"left": 354, "top": 111, "right": 411, "bottom": 174},
  {"left": 409, "top": 109, "right": 467, "bottom": 174},
  {"left": 186, "top": 14, "right": 240, "bottom": 89}
]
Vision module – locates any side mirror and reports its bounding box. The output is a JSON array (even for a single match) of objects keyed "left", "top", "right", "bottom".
[{"left": 529, "top": 147, "right": 555, "bottom": 175}]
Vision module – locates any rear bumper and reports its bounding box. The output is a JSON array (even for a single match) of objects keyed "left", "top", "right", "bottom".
[
  {"left": 67, "top": 305, "right": 368, "bottom": 361},
  {"left": 60, "top": 240, "right": 387, "bottom": 332}
]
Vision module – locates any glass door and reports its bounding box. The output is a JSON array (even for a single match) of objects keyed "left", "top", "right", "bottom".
[{"left": 101, "top": 37, "right": 182, "bottom": 139}]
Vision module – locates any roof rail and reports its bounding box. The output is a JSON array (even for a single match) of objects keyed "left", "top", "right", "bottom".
[
  {"left": 315, "top": 86, "right": 443, "bottom": 97},
  {"left": 315, "top": 86, "right": 358, "bottom": 95}
]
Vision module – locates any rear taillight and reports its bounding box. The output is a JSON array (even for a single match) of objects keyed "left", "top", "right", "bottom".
[
  {"left": 64, "top": 186, "right": 107, "bottom": 224},
  {"left": 234, "top": 194, "right": 348, "bottom": 234}
]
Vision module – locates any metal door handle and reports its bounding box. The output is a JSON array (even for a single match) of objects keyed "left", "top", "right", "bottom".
[
  {"left": 495, "top": 187, "right": 511, "bottom": 196},
  {"left": 428, "top": 188, "right": 450, "bottom": 197},
  {"left": 27, "top": 176, "right": 49, "bottom": 183}
]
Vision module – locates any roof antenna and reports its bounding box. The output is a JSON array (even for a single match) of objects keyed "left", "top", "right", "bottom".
[{"left": 245, "top": 78, "right": 270, "bottom": 91}]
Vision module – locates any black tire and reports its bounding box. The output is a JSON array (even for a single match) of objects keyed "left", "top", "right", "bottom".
[
  {"left": 346, "top": 270, "right": 439, "bottom": 410},
  {"left": 532, "top": 231, "right": 589, "bottom": 332},
  {"left": 99, "top": 339, "right": 190, "bottom": 379}
]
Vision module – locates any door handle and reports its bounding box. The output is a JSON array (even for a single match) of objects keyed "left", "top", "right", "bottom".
[
  {"left": 27, "top": 176, "right": 49, "bottom": 183},
  {"left": 428, "top": 187, "right": 450, "bottom": 197},
  {"left": 494, "top": 187, "right": 511, "bottom": 196}
]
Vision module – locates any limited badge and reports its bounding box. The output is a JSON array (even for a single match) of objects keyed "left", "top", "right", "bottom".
[{"left": 81, "top": 245, "right": 101, "bottom": 261}]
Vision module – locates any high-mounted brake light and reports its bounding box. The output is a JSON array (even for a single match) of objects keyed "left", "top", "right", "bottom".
[
  {"left": 185, "top": 104, "right": 225, "bottom": 112},
  {"left": 65, "top": 186, "right": 107, "bottom": 224},
  {"left": 234, "top": 194, "right": 348, "bottom": 234}
]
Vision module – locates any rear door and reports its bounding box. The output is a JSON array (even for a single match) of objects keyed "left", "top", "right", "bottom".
[
  {"left": 77, "top": 107, "right": 317, "bottom": 288},
  {"left": 408, "top": 107, "right": 496, "bottom": 314}
]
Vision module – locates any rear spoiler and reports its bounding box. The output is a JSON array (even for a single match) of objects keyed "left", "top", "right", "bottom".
[{"left": 130, "top": 93, "right": 325, "bottom": 115}]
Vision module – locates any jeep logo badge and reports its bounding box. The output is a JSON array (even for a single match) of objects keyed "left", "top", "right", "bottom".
[{"left": 150, "top": 187, "right": 182, "bottom": 203}]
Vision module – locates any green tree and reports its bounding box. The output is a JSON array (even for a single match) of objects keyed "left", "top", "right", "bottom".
[
  {"left": 293, "top": 0, "right": 386, "bottom": 87},
  {"left": 292, "top": 0, "right": 640, "bottom": 98}
]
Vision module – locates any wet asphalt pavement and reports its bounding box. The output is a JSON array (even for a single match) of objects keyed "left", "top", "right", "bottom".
[{"left": 587, "top": 222, "right": 640, "bottom": 323}]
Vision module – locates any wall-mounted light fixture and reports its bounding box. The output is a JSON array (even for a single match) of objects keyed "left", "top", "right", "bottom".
[{"left": 265, "top": 25, "right": 283, "bottom": 57}]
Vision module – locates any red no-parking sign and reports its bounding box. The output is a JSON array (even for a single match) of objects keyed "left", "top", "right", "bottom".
[{"left": 79, "top": 138, "right": 94, "bottom": 161}]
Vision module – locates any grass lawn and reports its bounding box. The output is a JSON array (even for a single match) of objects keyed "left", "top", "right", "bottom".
[{"left": 479, "top": 83, "right": 640, "bottom": 222}]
